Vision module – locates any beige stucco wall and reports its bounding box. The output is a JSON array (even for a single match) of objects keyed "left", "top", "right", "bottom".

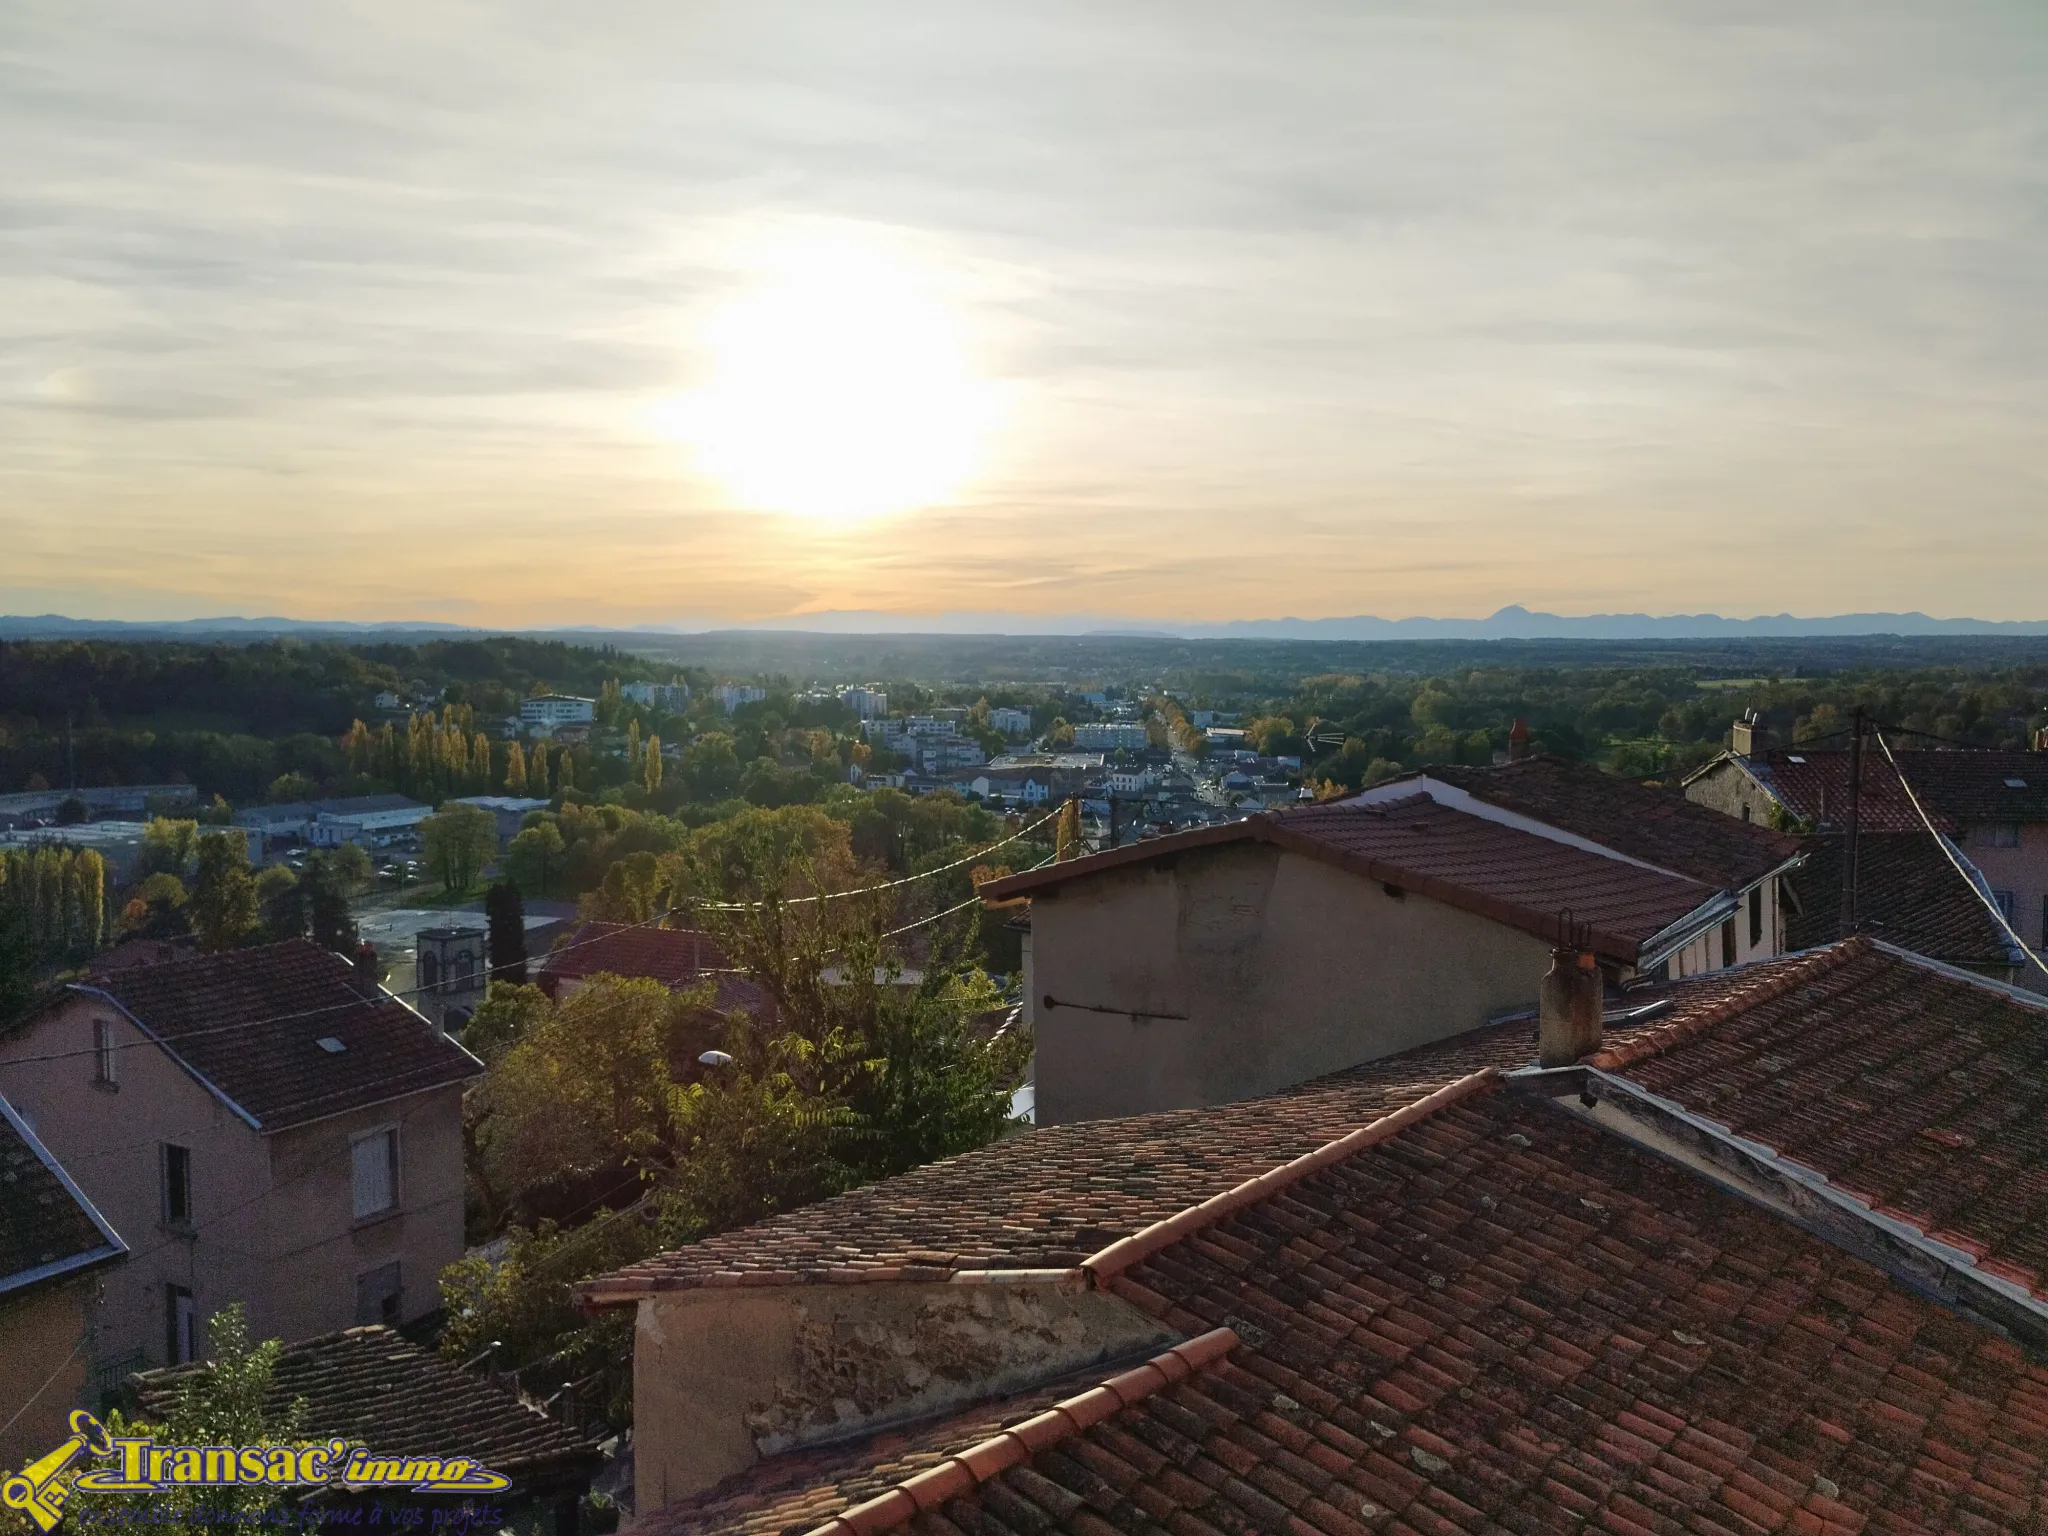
[
  {"left": 0, "top": 995, "right": 468, "bottom": 1373},
  {"left": 261, "top": 1083, "right": 469, "bottom": 1342},
  {"left": 632, "top": 1278, "right": 1175, "bottom": 1511},
  {"left": 1027, "top": 842, "right": 1556, "bottom": 1124},
  {"left": 0, "top": 995, "right": 269, "bottom": 1375},
  {"left": 0, "top": 1276, "right": 98, "bottom": 1472}
]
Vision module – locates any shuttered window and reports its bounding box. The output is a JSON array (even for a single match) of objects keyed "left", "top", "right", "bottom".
[{"left": 351, "top": 1128, "right": 398, "bottom": 1219}]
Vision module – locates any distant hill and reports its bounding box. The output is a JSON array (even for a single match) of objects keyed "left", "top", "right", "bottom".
[{"left": 3, "top": 605, "right": 2044, "bottom": 642}]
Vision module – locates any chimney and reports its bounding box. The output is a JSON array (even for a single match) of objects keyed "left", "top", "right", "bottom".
[
  {"left": 1538, "top": 947, "right": 1603, "bottom": 1067},
  {"left": 1507, "top": 718, "right": 1531, "bottom": 762},
  {"left": 352, "top": 941, "right": 382, "bottom": 997},
  {"left": 1732, "top": 710, "right": 1768, "bottom": 759}
]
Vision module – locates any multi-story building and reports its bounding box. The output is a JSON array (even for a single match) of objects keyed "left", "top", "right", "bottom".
[
  {"left": 712, "top": 684, "right": 767, "bottom": 712},
  {"left": 1072, "top": 722, "right": 1149, "bottom": 751},
  {"left": 0, "top": 941, "right": 480, "bottom": 1379},
  {"left": 519, "top": 694, "right": 596, "bottom": 734},
  {"left": 987, "top": 707, "right": 1033, "bottom": 738},
  {"left": 622, "top": 681, "right": 691, "bottom": 712},
  {"left": 839, "top": 687, "right": 889, "bottom": 720}
]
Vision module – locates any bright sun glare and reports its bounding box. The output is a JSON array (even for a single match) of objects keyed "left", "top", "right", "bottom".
[{"left": 656, "top": 235, "right": 1000, "bottom": 522}]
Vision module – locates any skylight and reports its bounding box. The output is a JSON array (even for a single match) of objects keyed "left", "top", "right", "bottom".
[
  {"left": 316, "top": 1037, "right": 347, "bottom": 1053},
  {"left": 2007, "top": 778, "right": 2028, "bottom": 789},
  {"left": 1786, "top": 754, "right": 1806, "bottom": 764}
]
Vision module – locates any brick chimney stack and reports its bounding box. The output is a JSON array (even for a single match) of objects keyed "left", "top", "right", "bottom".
[
  {"left": 352, "top": 941, "right": 382, "bottom": 997},
  {"left": 1507, "top": 718, "right": 1531, "bottom": 762},
  {"left": 1732, "top": 709, "right": 1768, "bottom": 759},
  {"left": 1538, "top": 947, "right": 1603, "bottom": 1068}
]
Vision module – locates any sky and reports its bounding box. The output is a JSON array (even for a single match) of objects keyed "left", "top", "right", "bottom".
[{"left": 3, "top": 2, "right": 2046, "bottom": 629}]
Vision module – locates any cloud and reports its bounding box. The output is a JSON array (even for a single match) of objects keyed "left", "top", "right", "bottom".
[{"left": 2, "top": 0, "right": 2045, "bottom": 623}]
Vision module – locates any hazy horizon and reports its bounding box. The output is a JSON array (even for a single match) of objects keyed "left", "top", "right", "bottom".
[{"left": 6, "top": 2, "right": 2045, "bottom": 625}]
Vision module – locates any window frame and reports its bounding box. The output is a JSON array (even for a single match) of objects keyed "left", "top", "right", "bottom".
[
  {"left": 1748, "top": 886, "right": 1764, "bottom": 950},
  {"left": 166, "top": 1284, "right": 197, "bottom": 1366},
  {"left": 93, "top": 1017, "right": 118, "bottom": 1088},
  {"left": 350, "top": 1125, "right": 400, "bottom": 1222},
  {"left": 1719, "top": 917, "right": 1736, "bottom": 969},
  {"left": 161, "top": 1142, "right": 193, "bottom": 1229}
]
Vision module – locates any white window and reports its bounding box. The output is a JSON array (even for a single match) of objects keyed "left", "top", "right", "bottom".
[
  {"left": 351, "top": 1127, "right": 398, "bottom": 1220},
  {"left": 94, "top": 1018, "right": 117, "bottom": 1086}
]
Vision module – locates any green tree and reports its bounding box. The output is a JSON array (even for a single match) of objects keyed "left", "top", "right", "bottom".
[
  {"left": 189, "top": 830, "right": 260, "bottom": 950},
  {"left": 303, "top": 850, "right": 361, "bottom": 954},
  {"left": 266, "top": 770, "right": 315, "bottom": 803},
  {"left": 138, "top": 818, "right": 199, "bottom": 879},
  {"left": 504, "top": 820, "right": 565, "bottom": 897},
  {"left": 485, "top": 880, "right": 527, "bottom": 985},
  {"left": 504, "top": 740, "right": 528, "bottom": 795},
  {"left": 257, "top": 864, "right": 304, "bottom": 941},
  {"left": 644, "top": 733, "right": 663, "bottom": 792},
  {"left": 420, "top": 802, "right": 498, "bottom": 896}
]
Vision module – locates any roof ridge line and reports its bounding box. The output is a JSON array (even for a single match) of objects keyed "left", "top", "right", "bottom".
[
  {"left": 1081, "top": 1068, "right": 1499, "bottom": 1283},
  {"left": 1587, "top": 938, "right": 1868, "bottom": 1070},
  {"left": 578, "top": 1265, "right": 1086, "bottom": 1305},
  {"left": 802, "top": 1327, "right": 1240, "bottom": 1536}
]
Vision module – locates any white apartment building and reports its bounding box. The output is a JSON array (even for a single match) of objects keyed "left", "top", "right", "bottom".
[
  {"left": 622, "top": 681, "right": 691, "bottom": 712},
  {"left": 840, "top": 687, "right": 889, "bottom": 720},
  {"left": 1073, "top": 722, "right": 1149, "bottom": 751},
  {"left": 988, "top": 707, "right": 1033, "bottom": 738},
  {"left": 520, "top": 695, "right": 596, "bottom": 735},
  {"left": 713, "top": 684, "right": 767, "bottom": 712}
]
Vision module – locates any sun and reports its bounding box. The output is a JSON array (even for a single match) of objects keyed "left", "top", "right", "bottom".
[{"left": 656, "top": 234, "right": 1001, "bottom": 522}]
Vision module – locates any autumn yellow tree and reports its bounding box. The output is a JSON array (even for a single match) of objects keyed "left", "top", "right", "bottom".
[
  {"left": 530, "top": 742, "right": 550, "bottom": 797},
  {"left": 504, "top": 741, "right": 527, "bottom": 795},
  {"left": 643, "top": 734, "right": 662, "bottom": 792}
]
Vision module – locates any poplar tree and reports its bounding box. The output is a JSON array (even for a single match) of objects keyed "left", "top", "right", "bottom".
[
  {"left": 504, "top": 741, "right": 528, "bottom": 795},
  {"left": 644, "top": 734, "right": 662, "bottom": 792}
]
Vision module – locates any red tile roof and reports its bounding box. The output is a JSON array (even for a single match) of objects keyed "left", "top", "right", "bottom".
[
  {"left": 75, "top": 938, "right": 480, "bottom": 1131},
  {"left": 1596, "top": 938, "right": 2048, "bottom": 1300},
  {"left": 1783, "top": 834, "right": 2021, "bottom": 969},
  {"left": 579, "top": 1020, "right": 1554, "bottom": 1304},
  {"left": 1714, "top": 746, "right": 2048, "bottom": 834},
  {"left": 542, "top": 922, "right": 731, "bottom": 987},
  {"left": 0, "top": 1093, "right": 125, "bottom": 1296},
  {"left": 134, "top": 1325, "right": 600, "bottom": 1491},
  {"left": 980, "top": 794, "right": 1722, "bottom": 965},
  {"left": 1407, "top": 757, "right": 1803, "bottom": 889},
  {"left": 644, "top": 1080, "right": 2048, "bottom": 1536}
]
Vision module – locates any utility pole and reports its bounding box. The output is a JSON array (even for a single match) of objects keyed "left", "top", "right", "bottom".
[{"left": 1840, "top": 706, "right": 1865, "bottom": 935}]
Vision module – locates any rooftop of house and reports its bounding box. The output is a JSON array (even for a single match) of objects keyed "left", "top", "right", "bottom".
[
  {"left": 579, "top": 1010, "right": 1630, "bottom": 1304},
  {"left": 1697, "top": 744, "right": 2048, "bottom": 832},
  {"left": 0, "top": 1093, "right": 125, "bottom": 1298},
  {"left": 639, "top": 1075, "right": 2048, "bottom": 1536},
  {"left": 1782, "top": 833, "right": 2023, "bottom": 968},
  {"left": 1599, "top": 936, "right": 2048, "bottom": 1300},
  {"left": 979, "top": 791, "right": 1724, "bottom": 965},
  {"left": 541, "top": 922, "right": 732, "bottom": 986},
  {"left": 1384, "top": 756, "right": 1803, "bottom": 890},
  {"left": 133, "top": 1326, "right": 601, "bottom": 1492},
  {"left": 70, "top": 938, "right": 481, "bottom": 1132}
]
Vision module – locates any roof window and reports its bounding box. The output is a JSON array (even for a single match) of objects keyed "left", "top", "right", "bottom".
[
  {"left": 2006, "top": 778, "right": 2028, "bottom": 788},
  {"left": 317, "top": 1037, "right": 347, "bottom": 1054},
  {"left": 1786, "top": 754, "right": 1806, "bottom": 764}
]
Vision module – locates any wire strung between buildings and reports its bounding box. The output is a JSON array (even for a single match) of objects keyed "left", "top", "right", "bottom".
[
  {"left": 0, "top": 814, "right": 1058, "bottom": 1071},
  {"left": 1871, "top": 726, "right": 2048, "bottom": 981}
]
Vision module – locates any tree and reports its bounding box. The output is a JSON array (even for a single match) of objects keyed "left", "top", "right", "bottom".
[
  {"left": 257, "top": 865, "right": 304, "bottom": 941},
  {"left": 420, "top": 802, "right": 498, "bottom": 896},
  {"left": 303, "top": 850, "right": 360, "bottom": 954},
  {"left": 54, "top": 796, "right": 88, "bottom": 826},
  {"left": 189, "top": 830, "right": 260, "bottom": 950},
  {"left": 504, "top": 740, "right": 528, "bottom": 795},
  {"left": 643, "top": 733, "right": 663, "bottom": 792},
  {"left": 557, "top": 751, "right": 576, "bottom": 792},
  {"left": 485, "top": 880, "right": 527, "bottom": 985},
  {"left": 530, "top": 741, "right": 551, "bottom": 797},
  {"left": 504, "top": 820, "right": 565, "bottom": 897},
  {"left": 139, "top": 818, "right": 199, "bottom": 879},
  {"left": 56, "top": 1304, "right": 308, "bottom": 1529},
  {"left": 266, "top": 771, "right": 315, "bottom": 803},
  {"left": 120, "top": 871, "right": 190, "bottom": 938}
]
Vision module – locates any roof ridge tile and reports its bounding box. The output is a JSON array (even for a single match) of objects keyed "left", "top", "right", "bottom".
[{"left": 801, "top": 1328, "right": 1239, "bottom": 1536}]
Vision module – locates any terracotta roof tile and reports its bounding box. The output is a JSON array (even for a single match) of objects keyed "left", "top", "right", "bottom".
[
  {"left": 133, "top": 1325, "right": 600, "bottom": 1488},
  {"left": 579, "top": 1022, "right": 1550, "bottom": 1304},
  {"left": 78, "top": 938, "right": 480, "bottom": 1131},
  {"left": 0, "top": 1093, "right": 124, "bottom": 1294},
  {"left": 643, "top": 1085, "right": 2048, "bottom": 1536},
  {"left": 1596, "top": 939, "right": 2048, "bottom": 1299},
  {"left": 1783, "top": 833, "right": 2019, "bottom": 968},
  {"left": 982, "top": 794, "right": 1722, "bottom": 963},
  {"left": 542, "top": 923, "right": 732, "bottom": 987},
  {"left": 1411, "top": 758, "right": 1802, "bottom": 890},
  {"left": 1736, "top": 747, "right": 2048, "bottom": 834}
]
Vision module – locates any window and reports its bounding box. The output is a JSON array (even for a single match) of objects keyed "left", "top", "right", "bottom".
[
  {"left": 351, "top": 1127, "right": 398, "bottom": 1220},
  {"left": 355, "top": 1262, "right": 402, "bottom": 1326},
  {"left": 162, "top": 1143, "right": 192, "bottom": 1227},
  {"left": 1720, "top": 918, "right": 1736, "bottom": 969},
  {"left": 94, "top": 1018, "right": 117, "bottom": 1087},
  {"left": 1749, "top": 886, "right": 1764, "bottom": 950},
  {"left": 453, "top": 951, "right": 475, "bottom": 989},
  {"left": 1986, "top": 823, "right": 2022, "bottom": 849},
  {"left": 1994, "top": 890, "right": 2017, "bottom": 923},
  {"left": 419, "top": 950, "right": 440, "bottom": 992},
  {"left": 165, "top": 1285, "right": 197, "bottom": 1365}
]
